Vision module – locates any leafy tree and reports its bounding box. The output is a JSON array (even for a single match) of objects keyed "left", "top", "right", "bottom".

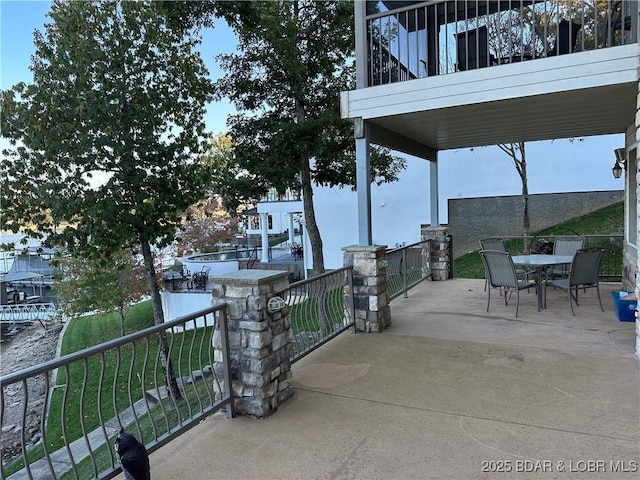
[
  {"left": 176, "top": 196, "right": 239, "bottom": 256},
  {"left": 209, "top": 0, "right": 405, "bottom": 275},
  {"left": 0, "top": 0, "right": 214, "bottom": 401},
  {"left": 171, "top": 133, "right": 243, "bottom": 256},
  {"left": 55, "top": 250, "right": 148, "bottom": 337},
  {"left": 202, "top": 132, "right": 263, "bottom": 215}
]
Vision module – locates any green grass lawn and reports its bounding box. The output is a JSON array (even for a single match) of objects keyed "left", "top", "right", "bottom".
[
  {"left": 2, "top": 301, "right": 220, "bottom": 478},
  {"left": 388, "top": 270, "right": 425, "bottom": 297},
  {"left": 289, "top": 287, "right": 346, "bottom": 334}
]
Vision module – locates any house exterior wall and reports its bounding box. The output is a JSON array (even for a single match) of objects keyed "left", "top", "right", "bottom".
[
  {"left": 314, "top": 156, "right": 430, "bottom": 269},
  {"left": 622, "top": 121, "right": 639, "bottom": 293},
  {"left": 246, "top": 212, "right": 295, "bottom": 236}
]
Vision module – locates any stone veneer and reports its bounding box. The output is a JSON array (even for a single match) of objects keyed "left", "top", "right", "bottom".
[
  {"left": 210, "top": 270, "right": 294, "bottom": 418},
  {"left": 342, "top": 245, "right": 390, "bottom": 333},
  {"left": 622, "top": 241, "right": 637, "bottom": 292},
  {"left": 635, "top": 77, "right": 640, "bottom": 358},
  {"left": 421, "top": 225, "right": 451, "bottom": 281}
]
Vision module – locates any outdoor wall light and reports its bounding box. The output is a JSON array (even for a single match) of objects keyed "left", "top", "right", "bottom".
[
  {"left": 267, "top": 296, "right": 286, "bottom": 313},
  {"left": 612, "top": 147, "right": 627, "bottom": 179}
]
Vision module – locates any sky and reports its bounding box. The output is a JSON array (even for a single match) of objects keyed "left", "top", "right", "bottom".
[
  {"left": 0, "top": 0, "right": 237, "bottom": 134},
  {"left": 0, "top": 0, "right": 626, "bottom": 207}
]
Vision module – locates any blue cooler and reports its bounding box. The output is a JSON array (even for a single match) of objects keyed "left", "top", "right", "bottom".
[{"left": 611, "top": 291, "right": 637, "bottom": 322}]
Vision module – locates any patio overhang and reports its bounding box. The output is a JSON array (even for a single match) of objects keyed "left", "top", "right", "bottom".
[{"left": 341, "top": 44, "right": 639, "bottom": 151}]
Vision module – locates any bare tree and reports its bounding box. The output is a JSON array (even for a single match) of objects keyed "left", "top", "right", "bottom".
[{"left": 498, "top": 142, "right": 530, "bottom": 248}]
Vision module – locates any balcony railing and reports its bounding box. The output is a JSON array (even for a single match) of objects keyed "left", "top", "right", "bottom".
[
  {"left": 365, "top": 0, "right": 637, "bottom": 86},
  {"left": 387, "top": 240, "right": 432, "bottom": 300},
  {"left": 0, "top": 306, "right": 233, "bottom": 480},
  {"left": 286, "top": 267, "right": 355, "bottom": 363},
  {"left": 472, "top": 233, "right": 624, "bottom": 280}
]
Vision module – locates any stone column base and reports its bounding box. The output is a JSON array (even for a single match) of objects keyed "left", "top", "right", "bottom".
[
  {"left": 343, "top": 245, "right": 391, "bottom": 332},
  {"left": 421, "top": 225, "right": 451, "bottom": 281},
  {"left": 211, "top": 270, "right": 294, "bottom": 418}
]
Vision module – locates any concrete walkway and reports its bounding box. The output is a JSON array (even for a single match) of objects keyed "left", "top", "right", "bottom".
[{"left": 140, "top": 279, "right": 639, "bottom": 479}]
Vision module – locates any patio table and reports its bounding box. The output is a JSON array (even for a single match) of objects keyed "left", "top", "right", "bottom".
[
  {"left": 511, "top": 254, "right": 573, "bottom": 311},
  {"left": 163, "top": 270, "right": 189, "bottom": 290}
]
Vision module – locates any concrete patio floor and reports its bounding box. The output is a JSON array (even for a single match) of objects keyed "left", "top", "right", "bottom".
[{"left": 144, "top": 279, "right": 639, "bottom": 479}]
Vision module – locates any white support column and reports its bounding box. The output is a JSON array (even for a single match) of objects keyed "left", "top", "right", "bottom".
[
  {"left": 288, "top": 213, "right": 295, "bottom": 244},
  {"left": 355, "top": 118, "right": 372, "bottom": 245},
  {"left": 429, "top": 153, "right": 440, "bottom": 227},
  {"left": 260, "top": 213, "right": 269, "bottom": 263}
]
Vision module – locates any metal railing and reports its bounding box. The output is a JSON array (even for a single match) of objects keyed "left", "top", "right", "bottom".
[
  {"left": 0, "top": 303, "right": 57, "bottom": 327},
  {"left": 0, "top": 305, "right": 233, "bottom": 480},
  {"left": 366, "top": 0, "right": 637, "bottom": 86},
  {"left": 387, "top": 240, "right": 432, "bottom": 300},
  {"left": 286, "top": 267, "right": 354, "bottom": 363}
]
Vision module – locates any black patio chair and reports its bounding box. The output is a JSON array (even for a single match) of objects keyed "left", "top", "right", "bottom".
[
  {"left": 289, "top": 242, "right": 303, "bottom": 260},
  {"left": 192, "top": 266, "right": 210, "bottom": 290}
]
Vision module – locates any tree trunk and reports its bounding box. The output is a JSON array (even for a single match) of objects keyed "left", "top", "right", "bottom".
[
  {"left": 299, "top": 156, "right": 332, "bottom": 333},
  {"left": 139, "top": 227, "right": 182, "bottom": 403},
  {"left": 519, "top": 141, "right": 530, "bottom": 251},
  {"left": 300, "top": 157, "right": 325, "bottom": 276},
  {"left": 294, "top": 87, "right": 324, "bottom": 276},
  {"left": 498, "top": 141, "right": 530, "bottom": 252}
]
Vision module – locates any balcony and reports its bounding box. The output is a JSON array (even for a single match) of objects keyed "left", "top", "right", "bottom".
[
  {"left": 343, "top": 0, "right": 639, "bottom": 152},
  {"left": 143, "top": 279, "right": 639, "bottom": 478},
  {"left": 365, "top": 0, "right": 637, "bottom": 85}
]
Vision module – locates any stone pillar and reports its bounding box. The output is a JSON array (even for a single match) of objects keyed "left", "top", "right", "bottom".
[
  {"left": 421, "top": 225, "right": 451, "bottom": 281},
  {"left": 211, "top": 270, "right": 294, "bottom": 418},
  {"left": 342, "top": 245, "right": 390, "bottom": 333}
]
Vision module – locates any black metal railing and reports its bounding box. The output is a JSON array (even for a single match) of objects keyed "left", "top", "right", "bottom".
[
  {"left": 0, "top": 306, "right": 233, "bottom": 480},
  {"left": 387, "top": 240, "right": 432, "bottom": 300},
  {"left": 286, "top": 267, "right": 355, "bottom": 363},
  {"left": 366, "top": 0, "right": 637, "bottom": 86}
]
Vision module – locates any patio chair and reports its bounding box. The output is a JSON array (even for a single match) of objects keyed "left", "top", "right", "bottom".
[
  {"left": 479, "top": 238, "right": 508, "bottom": 252},
  {"left": 479, "top": 238, "right": 533, "bottom": 290},
  {"left": 547, "top": 246, "right": 605, "bottom": 315},
  {"left": 192, "top": 266, "right": 211, "bottom": 290},
  {"left": 547, "top": 236, "right": 585, "bottom": 279},
  {"left": 481, "top": 250, "right": 536, "bottom": 317},
  {"left": 288, "top": 242, "right": 303, "bottom": 260}
]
